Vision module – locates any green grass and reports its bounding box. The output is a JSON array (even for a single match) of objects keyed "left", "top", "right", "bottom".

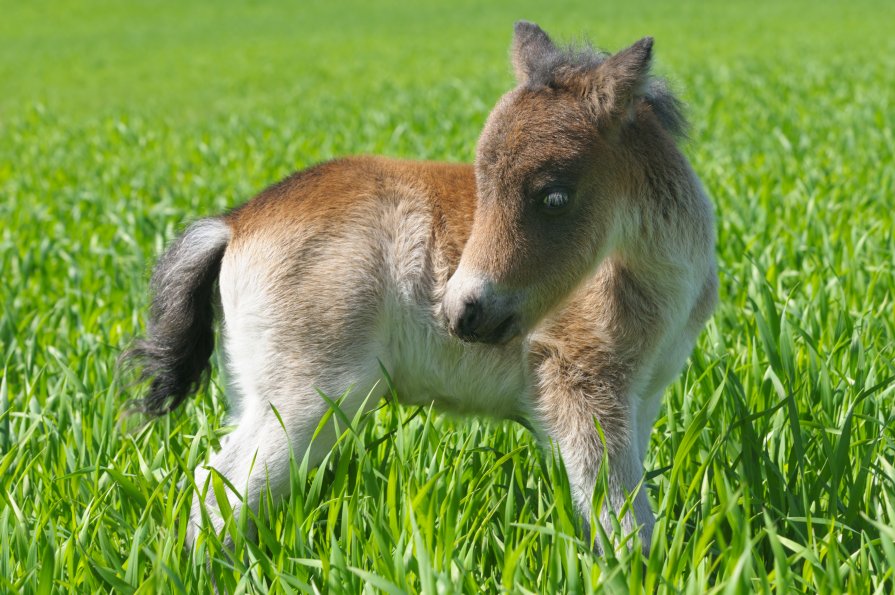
[{"left": 2, "top": 0, "right": 894, "bottom": 591}]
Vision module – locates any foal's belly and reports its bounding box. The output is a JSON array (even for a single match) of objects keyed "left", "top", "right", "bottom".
[{"left": 381, "top": 305, "right": 532, "bottom": 419}]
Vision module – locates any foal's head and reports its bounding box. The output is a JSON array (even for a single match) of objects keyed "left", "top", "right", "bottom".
[{"left": 444, "top": 22, "right": 684, "bottom": 344}]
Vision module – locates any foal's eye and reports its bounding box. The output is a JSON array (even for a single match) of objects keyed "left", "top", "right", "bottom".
[{"left": 542, "top": 189, "right": 570, "bottom": 211}]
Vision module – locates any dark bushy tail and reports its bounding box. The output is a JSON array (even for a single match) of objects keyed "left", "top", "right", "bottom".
[{"left": 126, "top": 218, "right": 231, "bottom": 416}]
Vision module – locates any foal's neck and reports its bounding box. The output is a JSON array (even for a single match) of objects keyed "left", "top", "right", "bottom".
[{"left": 612, "top": 128, "right": 713, "bottom": 282}]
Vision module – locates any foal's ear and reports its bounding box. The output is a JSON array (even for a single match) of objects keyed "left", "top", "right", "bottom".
[
  {"left": 512, "top": 21, "right": 557, "bottom": 84},
  {"left": 592, "top": 36, "right": 654, "bottom": 121}
]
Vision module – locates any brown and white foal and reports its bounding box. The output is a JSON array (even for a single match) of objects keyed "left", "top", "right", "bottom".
[{"left": 130, "top": 22, "right": 717, "bottom": 550}]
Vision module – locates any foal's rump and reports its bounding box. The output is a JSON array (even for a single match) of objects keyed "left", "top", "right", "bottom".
[{"left": 220, "top": 206, "right": 386, "bottom": 394}]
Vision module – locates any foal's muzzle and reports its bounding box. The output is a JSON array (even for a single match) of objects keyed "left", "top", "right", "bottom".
[
  {"left": 450, "top": 298, "right": 518, "bottom": 344},
  {"left": 443, "top": 270, "right": 521, "bottom": 344}
]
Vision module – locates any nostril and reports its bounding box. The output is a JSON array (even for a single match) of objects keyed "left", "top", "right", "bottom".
[{"left": 457, "top": 299, "right": 482, "bottom": 338}]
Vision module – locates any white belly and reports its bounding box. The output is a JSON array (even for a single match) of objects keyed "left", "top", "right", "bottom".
[{"left": 381, "top": 301, "right": 532, "bottom": 419}]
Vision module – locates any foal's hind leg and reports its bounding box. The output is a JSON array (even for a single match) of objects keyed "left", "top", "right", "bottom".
[
  {"left": 185, "top": 230, "right": 389, "bottom": 546},
  {"left": 187, "top": 297, "right": 384, "bottom": 544},
  {"left": 188, "top": 402, "right": 295, "bottom": 545},
  {"left": 187, "top": 368, "right": 381, "bottom": 546}
]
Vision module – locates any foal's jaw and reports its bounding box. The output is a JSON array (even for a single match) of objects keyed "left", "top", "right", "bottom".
[{"left": 442, "top": 268, "right": 525, "bottom": 344}]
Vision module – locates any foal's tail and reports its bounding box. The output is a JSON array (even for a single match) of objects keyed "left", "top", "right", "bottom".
[{"left": 125, "top": 217, "right": 231, "bottom": 416}]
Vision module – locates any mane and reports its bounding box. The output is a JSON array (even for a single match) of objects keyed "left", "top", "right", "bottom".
[{"left": 523, "top": 42, "right": 688, "bottom": 139}]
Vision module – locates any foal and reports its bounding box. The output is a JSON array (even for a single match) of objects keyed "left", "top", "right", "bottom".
[{"left": 130, "top": 22, "right": 717, "bottom": 549}]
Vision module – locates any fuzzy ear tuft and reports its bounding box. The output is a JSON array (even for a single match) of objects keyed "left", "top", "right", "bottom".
[
  {"left": 512, "top": 21, "right": 557, "bottom": 84},
  {"left": 592, "top": 36, "right": 654, "bottom": 120}
]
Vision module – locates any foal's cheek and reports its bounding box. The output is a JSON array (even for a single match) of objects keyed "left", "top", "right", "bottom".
[{"left": 515, "top": 240, "right": 600, "bottom": 328}]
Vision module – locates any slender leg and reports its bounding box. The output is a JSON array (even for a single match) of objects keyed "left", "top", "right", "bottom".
[
  {"left": 191, "top": 239, "right": 387, "bottom": 547},
  {"left": 188, "top": 406, "right": 291, "bottom": 545},
  {"left": 186, "top": 392, "right": 345, "bottom": 546},
  {"left": 532, "top": 350, "right": 654, "bottom": 552},
  {"left": 186, "top": 366, "right": 382, "bottom": 547}
]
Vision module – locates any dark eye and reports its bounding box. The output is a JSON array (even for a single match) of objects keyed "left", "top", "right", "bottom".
[{"left": 542, "top": 189, "right": 570, "bottom": 211}]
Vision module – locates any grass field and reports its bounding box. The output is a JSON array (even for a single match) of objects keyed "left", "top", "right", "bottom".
[{"left": 2, "top": 0, "right": 894, "bottom": 592}]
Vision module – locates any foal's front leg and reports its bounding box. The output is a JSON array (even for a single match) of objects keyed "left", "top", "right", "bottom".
[{"left": 533, "top": 352, "right": 654, "bottom": 552}]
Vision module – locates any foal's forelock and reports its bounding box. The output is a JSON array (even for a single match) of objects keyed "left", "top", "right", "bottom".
[{"left": 511, "top": 22, "right": 686, "bottom": 139}]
